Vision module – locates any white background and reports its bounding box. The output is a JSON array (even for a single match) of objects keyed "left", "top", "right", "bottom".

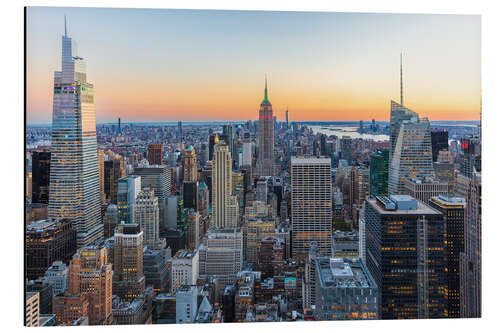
[{"left": 1, "top": 0, "right": 498, "bottom": 332}]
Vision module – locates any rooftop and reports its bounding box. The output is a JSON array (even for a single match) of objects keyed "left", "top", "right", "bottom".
[
  {"left": 370, "top": 196, "right": 441, "bottom": 215},
  {"left": 173, "top": 249, "right": 197, "bottom": 259},
  {"left": 291, "top": 156, "right": 331, "bottom": 165},
  {"left": 316, "top": 257, "right": 376, "bottom": 289},
  {"left": 406, "top": 177, "right": 444, "bottom": 184},
  {"left": 27, "top": 218, "right": 69, "bottom": 232},
  {"left": 430, "top": 194, "right": 466, "bottom": 207}
]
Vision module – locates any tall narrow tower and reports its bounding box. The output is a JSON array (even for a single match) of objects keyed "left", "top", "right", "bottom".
[
  {"left": 256, "top": 77, "right": 275, "bottom": 176},
  {"left": 183, "top": 146, "right": 198, "bottom": 182},
  {"left": 388, "top": 55, "right": 435, "bottom": 195},
  {"left": 212, "top": 143, "right": 233, "bottom": 228},
  {"left": 48, "top": 18, "right": 103, "bottom": 247}
]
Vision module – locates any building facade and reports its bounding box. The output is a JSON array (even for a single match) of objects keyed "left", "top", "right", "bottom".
[
  {"left": 183, "top": 146, "right": 198, "bottom": 182},
  {"left": 365, "top": 195, "right": 446, "bottom": 319},
  {"left": 291, "top": 157, "right": 332, "bottom": 258},
  {"left": 388, "top": 101, "right": 435, "bottom": 195},
  {"left": 48, "top": 27, "right": 103, "bottom": 247},
  {"left": 428, "top": 195, "right": 466, "bottom": 318},
  {"left": 135, "top": 189, "right": 160, "bottom": 248},
  {"left": 26, "top": 218, "right": 76, "bottom": 280},
  {"left": 148, "top": 144, "right": 163, "bottom": 165},
  {"left": 117, "top": 175, "right": 141, "bottom": 224},
  {"left": 66, "top": 246, "right": 113, "bottom": 325},
  {"left": 133, "top": 164, "right": 171, "bottom": 229},
  {"left": 212, "top": 142, "right": 233, "bottom": 228},
  {"left": 113, "top": 224, "right": 146, "bottom": 301},
  {"left": 315, "top": 257, "right": 378, "bottom": 320},
  {"left": 32, "top": 150, "right": 51, "bottom": 204},
  {"left": 171, "top": 249, "right": 199, "bottom": 293},
  {"left": 369, "top": 150, "right": 389, "bottom": 197}
]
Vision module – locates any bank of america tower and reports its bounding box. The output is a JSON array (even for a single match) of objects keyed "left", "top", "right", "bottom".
[{"left": 48, "top": 19, "right": 103, "bottom": 247}]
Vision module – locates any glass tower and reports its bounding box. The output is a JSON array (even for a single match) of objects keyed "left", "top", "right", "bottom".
[
  {"left": 48, "top": 21, "right": 103, "bottom": 247},
  {"left": 388, "top": 103, "right": 435, "bottom": 195},
  {"left": 369, "top": 149, "right": 389, "bottom": 197}
]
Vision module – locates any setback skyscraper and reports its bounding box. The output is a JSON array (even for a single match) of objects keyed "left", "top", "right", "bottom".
[
  {"left": 48, "top": 21, "right": 103, "bottom": 246},
  {"left": 388, "top": 56, "right": 434, "bottom": 195},
  {"left": 256, "top": 78, "right": 275, "bottom": 176}
]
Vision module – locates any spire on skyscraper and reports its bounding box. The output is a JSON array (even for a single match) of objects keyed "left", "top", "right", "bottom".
[
  {"left": 263, "top": 75, "right": 269, "bottom": 103},
  {"left": 400, "top": 52, "right": 403, "bottom": 106},
  {"left": 64, "top": 15, "right": 67, "bottom": 37}
]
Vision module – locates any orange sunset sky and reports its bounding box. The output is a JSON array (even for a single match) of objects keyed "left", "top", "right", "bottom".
[{"left": 26, "top": 8, "right": 481, "bottom": 124}]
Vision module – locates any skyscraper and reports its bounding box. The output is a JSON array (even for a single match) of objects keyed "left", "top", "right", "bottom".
[
  {"left": 183, "top": 146, "right": 198, "bottom": 182},
  {"left": 460, "top": 136, "right": 481, "bottom": 178},
  {"left": 48, "top": 21, "right": 103, "bottom": 246},
  {"left": 291, "top": 157, "right": 332, "bottom": 258},
  {"left": 135, "top": 189, "right": 160, "bottom": 248},
  {"left": 117, "top": 175, "right": 142, "bottom": 224},
  {"left": 65, "top": 246, "right": 113, "bottom": 325},
  {"left": 186, "top": 209, "right": 200, "bottom": 251},
  {"left": 177, "top": 121, "right": 183, "bottom": 136},
  {"left": 113, "top": 224, "right": 146, "bottom": 301},
  {"left": 369, "top": 150, "right": 389, "bottom": 197},
  {"left": 256, "top": 77, "right": 275, "bottom": 176},
  {"left": 428, "top": 195, "right": 466, "bottom": 318},
  {"left": 104, "top": 155, "right": 126, "bottom": 204},
  {"left": 133, "top": 164, "right": 171, "bottom": 229},
  {"left": 365, "top": 195, "right": 446, "bottom": 319},
  {"left": 148, "top": 144, "right": 163, "bottom": 165},
  {"left": 32, "top": 150, "right": 51, "bottom": 204},
  {"left": 388, "top": 56, "right": 434, "bottom": 195},
  {"left": 340, "top": 137, "right": 352, "bottom": 165},
  {"left": 431, "top": 130, "right": 449, "bottom": 163},
  {"left": 461, "top": 171, "right": 481, "bottom": 317},
  {"left": 212, "top": 142, "right": 233, "bottom": 228}
]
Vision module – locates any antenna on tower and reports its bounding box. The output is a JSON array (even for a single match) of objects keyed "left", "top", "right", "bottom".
[
  {"left": 400, "top": 52, "right": 403, "bottom": 106},
  {"left": 265, "top": 74, "right": 268, "bottom": 101},
  {"left": 64, "top": 15, "right": 67, "bottom": 37}
]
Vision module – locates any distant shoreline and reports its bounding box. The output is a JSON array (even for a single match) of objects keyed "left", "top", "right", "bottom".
[{"left": 26, "top": 120, "right": 480, "bottom": 128}]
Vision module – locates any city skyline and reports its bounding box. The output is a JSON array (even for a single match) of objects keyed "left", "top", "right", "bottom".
[
  {"left": 24, "top": 6, "right": 482, "bottom": 326},
  {"left": 27, "top": 7, "right": 480, "bottom": 124}
]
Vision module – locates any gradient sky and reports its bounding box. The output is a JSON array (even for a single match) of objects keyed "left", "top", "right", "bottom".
[{"left": 26, "top": 7, "right": 481, "bottom": 124}]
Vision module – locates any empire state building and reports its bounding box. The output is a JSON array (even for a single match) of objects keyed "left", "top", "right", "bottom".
[{"left": 256, "top": 77, "right": 276, "bottom": 176}]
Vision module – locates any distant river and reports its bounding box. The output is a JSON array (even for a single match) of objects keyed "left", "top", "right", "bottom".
[{"left": 308, "top": 125, "right": 389, "bottom": 142}]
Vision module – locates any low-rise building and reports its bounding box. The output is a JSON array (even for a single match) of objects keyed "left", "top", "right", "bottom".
[
  {"left": 171, "top": 249, "right": 199, "bottom": 293},
  {"left": 315, "top": 257, "right": 378, "bottom": 320}
]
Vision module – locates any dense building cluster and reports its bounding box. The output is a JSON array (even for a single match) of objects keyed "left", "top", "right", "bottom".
[{"left": 24, "top": 25, "right": 481, "bottom": 326}]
